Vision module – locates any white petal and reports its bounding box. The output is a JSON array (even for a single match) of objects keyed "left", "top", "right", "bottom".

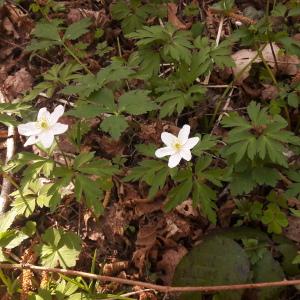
[
  {"left": 178, "top": 125, "right": 190, "bottom": 144},
  {"left": 49, "top": 105, "right": 65, "bottom": 125},
  {"left": 161, "top": 132, "right": 177, "bottom": 146},
  {"left": 38, "top": 131, "right": 54, "bottom": 148},
  {"left": 183, "top": 137, "right": 200, "bottom": 149},
  {"left": 18, "top": 122, "right": 41, "bottom": 136},
  {"left": 155, "top": 147, "right": 175, "bottom": 158},
  {"left": 37, "top": 107, "right": 50, "bottom": 122},
  {"left": 168, "top": 153, "right": 182, "bottom": 168},
  {"left": 180, "top": 148, "right": 192, "bottom": 161},
  {"left": 24, "top": 135, "right": 38, "bottom": 147},
  {"left": 51, "top": 123, "right": 68, "bottom": 135}
]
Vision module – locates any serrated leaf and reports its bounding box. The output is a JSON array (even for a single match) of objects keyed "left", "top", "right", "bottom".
[
  {"left": 118, "top": 90, "right": 157, "bottom": 115},
  {"left": 192, "top": 181, "right": 217, "bottom": 224},
  {"left": 36, "top": 228, "right": 81, "bottom": 268},
  {"left": 73, "top": 152, "right": 95, "bottom": 169},
  {"left": 64, "top": 18, "right": 91, "bottom": 40},
  {"left": 100, "top": 115, "right": 128, "bottom": 140},
  {"left": 165, "top": 178, "right": 193, "bottom": 212},
  {"left": 75, "top": 175, "right": 104, "bottom": 216},
  {"left": 262, "top": 203, "right": 288, "bottom": 234},
  {"left": 32, "top": 21, "right": 61, "bottom": 41}
]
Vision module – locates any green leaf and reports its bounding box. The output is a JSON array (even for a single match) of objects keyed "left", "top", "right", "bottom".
[
  {"left": 252, "top": 251, "right": 285, "bottom": 300},
  {"left": 64, "top": 18, "right": 91, "bottom": 40},
  {"left": 100, "top": 115, "right": 128, "bottom": 140},
  {"left": 73, "top": 152, "right": 95, "bottom": 169},
  {"left": 277, "top": 36, "right": 300, "bottom": 56},
  {"left": 32, "top": 21, "right": 61, "bottom": 41},
  {"left": 165, "top": 178, "right": 193, "bottom": 212},
  {"left": 135, "top": 143, "right": 157, "bottom": 157},
  {"left": 0, "top": 210, "right": 18, "bottom": 232},
  {"left": 173, "top": 236, "right": 250, "bottom": 300},
  {"left": 0, "top": 114, "right": 18, "bottom": 126},
  {"left": 287, "top": 92, "right": 299, "bottom": 108},
  {"left": 29, "top": 289, "right": 52, "bottom": 300},
  {"left": 11, "top": 195, "right": 36, "bottom": 217},
  {"left": 192, "top": 181, "right": 217, "bottom": 224},
  {"left": 36, "top": 228, "right": 81, "bottom": 268},
  {"left": 118, "top": 90, "right": 157, "bottom": 115},
  {"left": 75, "top": 175, "right": 104, "bottom": 216},
  {"left": 271, "top": 3, "right": 287, "bottom": 16},
  {"left": 261, "top": 203, "right": 288, "bottom": 234},
  {"left": 124, "top": 159, "right": 169, "bottom": 198}
]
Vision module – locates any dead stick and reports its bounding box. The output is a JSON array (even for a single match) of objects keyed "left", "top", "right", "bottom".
[
  {"left": 0, "top": 90, "right": 15, "bottom": 214},
  {"left": 0, "top": 263, "right": 299, "bottom": 293}
]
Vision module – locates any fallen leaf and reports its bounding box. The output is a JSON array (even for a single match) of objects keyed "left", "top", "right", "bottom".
[
  {"left": 277, "top": 54, "right": 300, "bottom": 76},
  {"left": 261, "top": 84, "right": 279, "bottom": 100},
  {"left": 175, "top": 199, "right": 199, "bottom": 219},
  {"left": 134, "top": 200, "right": 163, "bottom": 217},
  {"left": 67, "top": 8, "right": 110, "bottom": 27},
  {"left": 3, "top": 68, "right": 33, "bottom": 99},
  {"left": 284, "top": 216, "right": 300, "bottom": 243},
  {"left": 164, "top": 213, "right": 192, "bottom": 240},
  {"left": 132, "top": 223, "right": 158, "bottom": 274},
  {"left": 231, "top": 44, "right": 280, "bottom": 84},
  {"left": 167, "top": 3, "right": 190, "bottom": 30},
  {"left": 157, "top": 246, "right": 188, "bottom": 285},
  {"left": 218, "top": 199, "right": 236, "bottom": 228}
]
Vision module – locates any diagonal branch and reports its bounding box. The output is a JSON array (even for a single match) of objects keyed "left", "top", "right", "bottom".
[{"left": 0, "top": 263, "right": 299, "bottom": 294}]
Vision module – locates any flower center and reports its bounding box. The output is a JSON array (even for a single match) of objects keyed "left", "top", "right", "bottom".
[
  {"left": 39, "top": 118, "right": 49, "bottom": 130},
  {"left": 173, "top": 141, "right": 182, "bottom": 152}
]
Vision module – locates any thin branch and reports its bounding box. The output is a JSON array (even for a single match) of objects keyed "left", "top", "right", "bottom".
[
  {"left": 0, "top": 263, "right": 299, "bottom": 294},
  {"left": 0, "top": 90, "right": 16, "bottom": 215},
  {"left": 203, "top": 15, "right": 224, "bottom": 85},
  {"left": 210, "top": 87, "right": 234, "bottom": 134}
]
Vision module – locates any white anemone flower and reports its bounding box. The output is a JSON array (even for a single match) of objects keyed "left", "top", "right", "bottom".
[
  {"left": 155, "top": 124, "right": 200, "bottom": 168},
  {"left": 18, "top": 105, "right": 68, "bottom": 148}
]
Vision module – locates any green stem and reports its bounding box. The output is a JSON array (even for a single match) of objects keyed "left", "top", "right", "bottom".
[
  {"left": 209, "top": 46, "right": 266, "bottom": 129},
  {"left": 54, "top": 137, "right": 69, "bottom": 168},
  {"left": 62, "top": 44, "right": 92, "bottom": 75},
  {"left": 256, "top": 48, "right": 278, "bottom": 86}
]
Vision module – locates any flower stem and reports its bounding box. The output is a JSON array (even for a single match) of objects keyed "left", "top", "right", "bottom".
[{"left": 54, "top": 137, "right": 69, "bottom": 168}]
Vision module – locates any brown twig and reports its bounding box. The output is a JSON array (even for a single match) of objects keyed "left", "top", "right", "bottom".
[
  {"left": 209, "top": 8, "right": 256, "bottom": 25},
  {"left": 0, "top": 263, "right": 299, "bottom": 294}
]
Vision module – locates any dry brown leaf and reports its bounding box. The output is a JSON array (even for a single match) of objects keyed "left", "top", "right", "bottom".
[
  {"left": 261, "top": 84, "right": 279, "bottom": 100},
  {"left": 277, "top": 54, "right": 300, "bottom": 76},
  {"left": 218, "top": 199, "right": 236, "bottom": 228},
  {"left": 3, "top": 68, "right": 33, "bottom": 99},
  {"left": 132, "top": 286, "right": 157, "bottom": 300},
  {"left": 164, "top": 213, "right": 192, "bottom": 240},
  {"left": 134, "top": 200, "right": 163, "bottom": 217},
  {"left": 175, "top": 199, "right": 199, "bottom": 219},
  {"left": 156, "top": 246, "right": 188, "bottom": 284},
  {"left": 68, "top": 8, "right": 109, "bottom": 26},
  {"left": 232, "top": 43, "right": 299, "bottom": 84},
  {"left": 284, "top": 216, "right": 300, "bottom": 243},
  {"left": 231, "top": 44, "right": 279, "bottom": 84},
  {"left": 167, "top": 3, "right": 189, "bottom": 30},
  {"left": 132, "top": 223, "right": 158, "bottom": 273}
]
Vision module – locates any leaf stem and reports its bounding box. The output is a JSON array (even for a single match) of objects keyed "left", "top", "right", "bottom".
[{"left": 62, "top": 43, "right": 92, "bottom": 75}]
